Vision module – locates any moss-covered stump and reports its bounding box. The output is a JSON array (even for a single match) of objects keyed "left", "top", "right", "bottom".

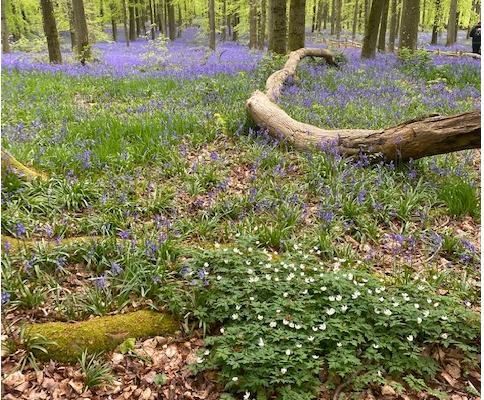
[
  {"left": 1, "top": 150, "right": 46, "bottom": 181},
  {"left": 26, "top": 310, "right": 179, "bottom": 363}
]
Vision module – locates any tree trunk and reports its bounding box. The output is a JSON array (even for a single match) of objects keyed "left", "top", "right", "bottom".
[
  {"left": 377, "top": 0, "right": 389, "bottom": 51},
  {"left": 209, "top": 0, "right": 216, "bottom": 49},
  {"left": 221, "top": 0, "right": 227, "bottom": 40},
  {"left": 352, "top": 0, "right": 359, "bottom": 39},
  {"left": 148, "top": 0, "right": 155, "bottom": 39},
  {"left": 336, "top": 0, "right": 342, "bottom": 38},
  {"left": 122, "top": 0, "right": 129, "bottom": 45},
  {"left": 445, "top": 0, "right": 457, "bottom": 46},
  {"left": 1, "top": 0, "right": 10, "bottom": 53},
  {"left": 311, "top": 0, "right": 317, "bottom": 31},
  {"left": 361, "top": 0, "right": 384, "bottom": 58},
  {"left": 259, "top": 0, "right": 267, "bottom": 49},
  {"left": 232, "top": 10, "right": 239, "bottom": 41},
  {"left": 65, "top": 0, "right": 76, "bottom": 50},
  {"left": 399, "top": 0, "right": 419, "bottom": 50},
  {"left": 245, "top": 47, "right": 480, "bottom": 163},
  {"left": 330, "top": 0, "right": 335, "bottom": 34},
  {"left": 430, "top": 0, "right": 441, "bottom": 44},
  {"left": 72, "top": 0, "right": 90, "bottom": 59},
  {"left": 40, "top": 0, "right": 62, "bottom": 63},
  {"left": 167, "top": 0, "right": 176, "bottom": 40},
  {"left": 135, "top": 0, "right": 142, "bottom": 37},
  {"left": 158, "top": 0, "right": 167, "bottom": 37},
  {"left": 249, "top": 0, "right": 258, "bottom": 48},
  {"left": 110, "top": 1, "right": 118, "bottom": 41},
  {"left": 288, "top": 0, "right": 306, "bottom": 51},
  {"left": 268, "top": 0, "right": 287, "bottom": 54},
  {"left": 388, "top": 0, "right": 396, "bottom": 51},
  {"left": 177, "top": 3, "right": 182, "bottom": 37},
  {"left": 129, "top": 1, "right": 137, "bottom": 40},
  {"left": 316, "top": 0, "right": 324, "bottom": 30}
]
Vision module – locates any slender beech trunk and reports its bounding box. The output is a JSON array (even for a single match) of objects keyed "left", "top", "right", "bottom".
[
  {"left": 377, "top": 0, "right": 389, "bottom": 51},
  {"left": 110, "top": 2, "right": 118, "bottom": 41},
  {"left": 352, "top": 0, "right": 359, "bottom": 39},
  {"left": 221, "top": 0, "right": 227, "bottom": 40},
  {"left": 135, "top": 0, "right": 142, "bottom": 37},
  {"left": 167, "top": 0, "right": 175, "bottom": 40},
  {"left": 288, "top": 0, "right": 306, "bottom": 51},
  {"left": 232, "top": 10, "right": 239, "bottom": 41},
  {"left": 268, "top": 0, "right": 274, "bottom": 48},
  {"left": 129, "top": 1, "right": 136, "bottom": 40},
  {"left": 258, "top": 0, "right": 266, "bottom": 49},
  {"left": 209, "top": 0, "right": 215, "bottom": 49},
  {"left": 269, "top": 0, "right": 287, "bottom": 53},
  {"left": 388, "top": 0, "right": 397, "bottom": 51},
  {"left": 335, "top": 0, "right": 342, "bottom": 38},
  {"left": 122, "top": 0, "right": 129, "bottom": 45},
  {"left": 361, "top": 0, "right": 384, "bottom": 58},
  {"left": 72, "top": 0, "right": 90, "bottom": 60},
  {"left": 311, "top": 0, "right": 317, "bottom": 31},
  {"left": 249, "top": 0, "right": 258, "bottom": 48},
  {"left": 40, "top": 0, "right": 62, "bottom": 63},
  {"left": 66, "top": 0, "right": 76, "bottom": 49},
  {"left": 177, "top": 4, "right": 182, "bottom": 37},
  {"left": 445, "top": 0, "right": 457, "bottom": 46},
  {"left": 330, "top": 0, "right": 335, "bottom": 34},
  {"left": 316, "top": 0, "right": 324, "bottom": 30},
  {"left": 399, "top": 0, "right": 419, "bottom": 50},
  {"left": 1, "top": 0, "right": 10, "bottom": 53}
]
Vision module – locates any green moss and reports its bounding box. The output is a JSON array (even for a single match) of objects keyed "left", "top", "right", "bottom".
[
  {"left": 26, "top": 310, "right": 179, "bottom": 363},
  {"left": 1, "top": 150, "right": 46, "bottom": 181}
]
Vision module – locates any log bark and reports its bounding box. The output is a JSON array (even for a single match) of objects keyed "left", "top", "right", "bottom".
[{"left": 246, "top": 47, "right": 481, "bottom": 162}]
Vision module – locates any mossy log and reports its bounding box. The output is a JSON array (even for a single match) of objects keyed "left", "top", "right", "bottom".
[
  {"left": 1, "top": 150, "right": 46, "bottom": 181},
  {"left": 246, "top": 47, "right": 481, "bottom": 162},
  {"left": 26, "top": 310, "right": 179, "bottom": 363}
]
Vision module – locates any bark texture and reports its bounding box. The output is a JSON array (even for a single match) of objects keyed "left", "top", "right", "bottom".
[
  {"left": 246, "top": 47, "right": 481, "bottom": 163},
  {"left": 72, "top": 0, "right": 90, "bottom": 60},
  {"left": 40, "top": 0, "right": 62, "bottom": 63}
]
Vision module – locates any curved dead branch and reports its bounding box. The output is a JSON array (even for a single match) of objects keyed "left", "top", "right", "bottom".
[{"left": 246, "top": 47, "right": 481, "bottom": 162}]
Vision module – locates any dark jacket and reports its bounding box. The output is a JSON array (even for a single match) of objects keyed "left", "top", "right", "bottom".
[{"left": 470, "top": 24, "right": 481, "bottom": 44}]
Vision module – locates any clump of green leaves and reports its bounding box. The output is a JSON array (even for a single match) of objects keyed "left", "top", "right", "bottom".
[
  {"left": 79, "top": 349, "right": 116, "bottom": 392},
  {"left": 187, "top": 242, "right": 480, "bottom": 400},
  {"left": 437, "top": 177, "right": 480, "bottom": 218},
  {"left": 2, "top": 325, "right": 57, "bottom": 372}
]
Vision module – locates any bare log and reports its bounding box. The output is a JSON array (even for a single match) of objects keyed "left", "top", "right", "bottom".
[
  {"left": 246, "top": 48, "right": 481, "bottom": 162},
  {"left": 265, "top": 48, "right": 335, "bottom": 102}
]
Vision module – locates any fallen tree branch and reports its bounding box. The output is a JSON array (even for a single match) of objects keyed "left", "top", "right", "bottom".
[
  {"left": 26, "top": 310, "right": 179, "bottom": 363},
  {"left": 246, "top": 48, "right": 481, "bottom": 162}
]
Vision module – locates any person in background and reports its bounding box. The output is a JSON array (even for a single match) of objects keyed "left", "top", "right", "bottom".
[{"left": 470, "top": 21, "right": 481, "bottom": 54}]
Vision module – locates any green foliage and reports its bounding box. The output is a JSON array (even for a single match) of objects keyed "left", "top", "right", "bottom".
[
  {"left": 79, "top": 349, "right": 116, "bottom": 392},
  {"left": 185, "top": 243, "right": 480, "bottom": 399},
  {"left": 1, "top": 325, "right": 58, "bottom": 372},
  {"left": 437, "top": 177, "right": 480, "bottom": 218}
]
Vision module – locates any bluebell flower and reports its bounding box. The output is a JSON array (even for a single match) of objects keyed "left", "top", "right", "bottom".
[
  {"left": 1, "top": 291, "right": 11, "bottom": 306},
  {"left": 15, "top": 222, "right": 26, "bottom": 238}
]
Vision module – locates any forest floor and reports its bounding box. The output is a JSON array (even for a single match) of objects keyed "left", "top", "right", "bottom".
[{"left": 1, "top": 27, "right": 481, "bottom": 400}]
